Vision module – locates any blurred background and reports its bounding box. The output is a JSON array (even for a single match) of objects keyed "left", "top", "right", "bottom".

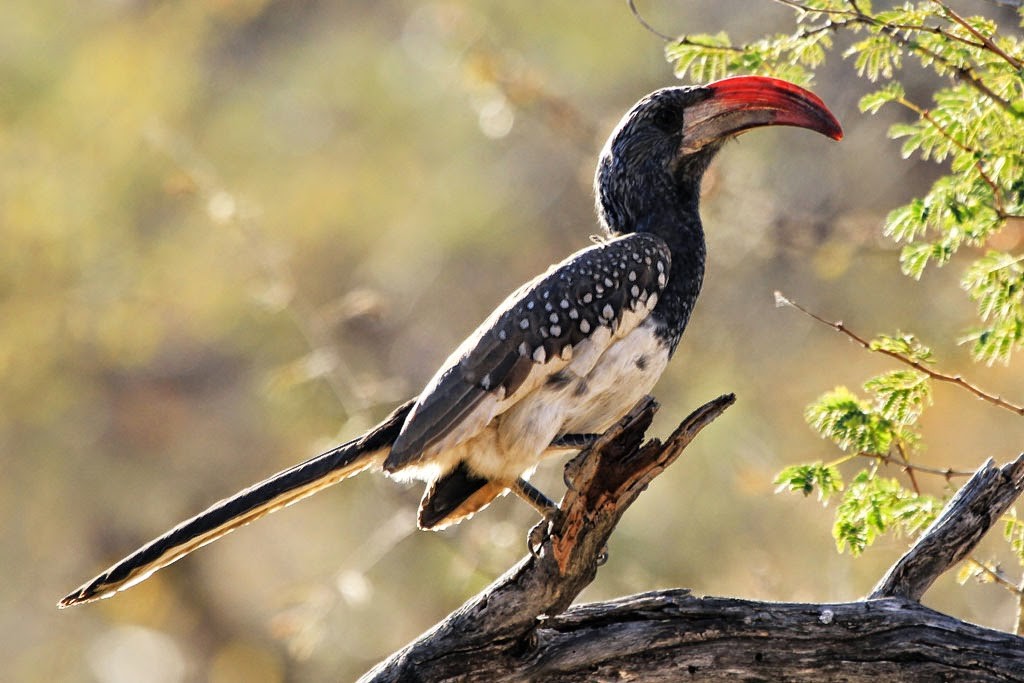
[{"left": 4, "top": 0, "right": 1024, "bottom": 681}]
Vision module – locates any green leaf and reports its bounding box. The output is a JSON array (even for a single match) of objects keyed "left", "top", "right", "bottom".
[
  {"left": 846, "top": 35, "right": 902, "bottom": 80},
  {"left": 774, "top": 462, "right": 844, "bottom": 502},
  {"left": 864, "top": 369, "right": 932, "bottom": 424},
  {"left": 833, "top": 472, "right": 940, "bottom": 555},
  {"left": 666, "top": 33, "right": 741, "bottom": 83},
  {"left": 805, "top": 387, "right": 895, "bottom": 454},
  {"left": 859, "top": 81, "right": 906, "bottom": 114},
  {"left": 960, "top": 251, "right": 1024, "bottom": 364},
  {"left": 961, "top": 315, "right": 1024, "bottom": 365},
  {"left": 961, "top": 251, "right": 1024, "bottom": 322},
  {"left": 884, "top": 198, "right": 928, "bottom": 243},
  {"left": 868, "top": 333, "right": 934, "bottom": 364},
  {"left": 1004, "top": 511, "right": 1024, "bottom": 563},
  {"left": 899, "top": 242, "right": 950, "bottom": 279}
]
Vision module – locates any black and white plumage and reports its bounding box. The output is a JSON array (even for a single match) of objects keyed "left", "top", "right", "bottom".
[{"left": 60, "top": 76, "right": 841, "bottom": 607}]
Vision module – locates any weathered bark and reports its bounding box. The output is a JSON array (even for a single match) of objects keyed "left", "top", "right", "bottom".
[
  {"left": 870, "top": 455, "right": 1024, "bottom": 601},
  {"left": 361, "top": 396, "right": 1024, "bottom": 682}
]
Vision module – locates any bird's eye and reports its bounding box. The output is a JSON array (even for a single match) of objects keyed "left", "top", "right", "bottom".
[{"left": 651, "top": 107, "right": 680, "bottom": 135}]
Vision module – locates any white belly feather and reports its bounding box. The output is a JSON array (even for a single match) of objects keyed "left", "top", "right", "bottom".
[{"left": 449, "top": 319, "right": 669, "bottom": 483}]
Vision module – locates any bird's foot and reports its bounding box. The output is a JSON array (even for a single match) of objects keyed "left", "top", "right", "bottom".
[
  {"left": 527, "top": 508, "right": 564, "bottom": 558},
  {"left": 555, "top": 435, "right": 599, "bottom": 493},
  {"left": 528, "top": 518, "right": 550, "bottom": 557},
  {"left": 549, "top": 433, "right": 601, "bottom": 450},
  {"left": 510, "top": 477, "right": 559, "bottom": 518}
]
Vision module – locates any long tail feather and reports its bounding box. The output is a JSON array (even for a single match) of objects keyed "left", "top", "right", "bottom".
[{"left": 59, "top": 399, "right": 414, "bottom": 608}]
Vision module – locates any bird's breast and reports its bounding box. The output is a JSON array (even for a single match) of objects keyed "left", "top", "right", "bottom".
[
  {"left": 460, "top": 318, "right": 670, "bottom": 483},
  {"left": 556, "top": 317, "right": 670, "bottom": 435}
]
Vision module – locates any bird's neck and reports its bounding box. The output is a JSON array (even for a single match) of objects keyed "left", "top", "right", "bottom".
[{"left": 602, "top": 173, "right": 707, "bottom": 355}]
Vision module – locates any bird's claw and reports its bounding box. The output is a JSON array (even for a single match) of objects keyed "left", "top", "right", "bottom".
[
  {"left": 528, "top": 519, "right": 549, "bottom": 557},
  {"left": 527, "top": 510, "right": 564, "bottom": 557},
  {"left": 562, "top": 465, "right": 577, "bottom": 492}
]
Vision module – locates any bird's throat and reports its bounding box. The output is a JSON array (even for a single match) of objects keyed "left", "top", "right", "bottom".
[
  {"left": 638, "top": 201, "right": 706, "bottom": 355},
  {"left": 596, "top": 152, "right": 712, "bottom": 355}
]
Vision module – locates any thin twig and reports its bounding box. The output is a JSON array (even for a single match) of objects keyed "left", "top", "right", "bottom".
[
  {"left": 965, "top": 556, "right": 1024, "bottom": 595},
  {"left": 851, "top": 450, "right": 975, "bottom": 479},
  {"left": 930, "top": 0, "right": 1024, "bottom": 70},
  {"left": 626, "top": 0, "right": 676, "bottom": 42},
  {"left": 895, "top": 441, "right": 923, "bottom": 493},
  {"left": 770, "top": 0, "right": 858, "bottom": 17},
  {"left": 775, "top": 291, "right": 1024, "bottom": 417}
]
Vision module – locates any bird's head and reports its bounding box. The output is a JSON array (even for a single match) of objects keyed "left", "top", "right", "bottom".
[{"left": 595, "top": 75, "right": 842, "bottom": 235}]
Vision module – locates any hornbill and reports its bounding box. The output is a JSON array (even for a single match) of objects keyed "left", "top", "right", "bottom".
[{"left": 60, "top": 76, "right": 841, "bottom": 607}]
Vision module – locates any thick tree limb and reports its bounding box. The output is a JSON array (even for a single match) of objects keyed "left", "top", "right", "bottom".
[
  {"left": 530, "top": 592, "right": 1024, "bottom": 682},
  {"left": 361, "top": 397, "right": 1024, "bottom": 682}
]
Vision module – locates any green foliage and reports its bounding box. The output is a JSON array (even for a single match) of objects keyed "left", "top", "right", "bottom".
[
  {"left": 668, "top": 0, "right": 1024, "bottom": 364},
  {"left": 868, "top": 333, "right": 933, "bottom": 364},
  {"left": 863, "top": 369, "right": 932, "bottom": 425},
  {"left": 805, "top": 371, "right": 929, "bottom": 456},
  {"left": 849, "top": 34, "right": 902, "bottom": 80},
  {"left": 961, "top": 252, "right": 1024, "bottom": 364},
  {"left": 834, "top": 472, "right": 940, "bottom": 555},
  {"left": 859, "top": 81, "right": 905, "bottom": 114},
  {"left": 1005, "top": 512, "right": 1024, "bottom": 564},
  {"left": 667, "top": 29, "right": 832, "bottom": 87},
  {"left": 774, "top": 462, "right": 844, "bottom": 501},
  {"left": 806, "top": 386, "right": 896, "bottom": 454}
]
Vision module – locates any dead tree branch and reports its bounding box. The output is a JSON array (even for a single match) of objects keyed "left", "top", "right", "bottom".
[
  {"left": 871, "top": 454, "right": 1024, "bottom": 601},
  {"left": 360, "top": 397, "right": 1024, "bottom": 682}
]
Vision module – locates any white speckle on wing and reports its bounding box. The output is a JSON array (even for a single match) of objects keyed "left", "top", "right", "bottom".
[
  {"left": 602, "top": 304, "right": 614, "bottom": 321},
  {"left": 519, "top": 318, "right": 530, "bottom": 330},
  {"left": 550, "top": 324, "right": 562, "bottom": 337},
  {"left": 532, "top": 346, "right": 546, "bottom": 363},
  {"left": 579, "top": 319, "right": 591, "bottom": 334}
]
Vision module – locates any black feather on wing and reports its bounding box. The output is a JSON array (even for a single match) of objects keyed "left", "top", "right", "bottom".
[{"left": 384, "top": 232, "right": 671, "bottom": 473}]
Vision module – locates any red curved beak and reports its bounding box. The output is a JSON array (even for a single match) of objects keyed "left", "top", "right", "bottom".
[{"left": 681, "top": 75, "right": 843, "bottom": 154}]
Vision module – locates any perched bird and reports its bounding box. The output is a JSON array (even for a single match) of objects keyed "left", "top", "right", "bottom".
[{"left": 60, "top": 76, "right": 841, "bottom": 607}]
